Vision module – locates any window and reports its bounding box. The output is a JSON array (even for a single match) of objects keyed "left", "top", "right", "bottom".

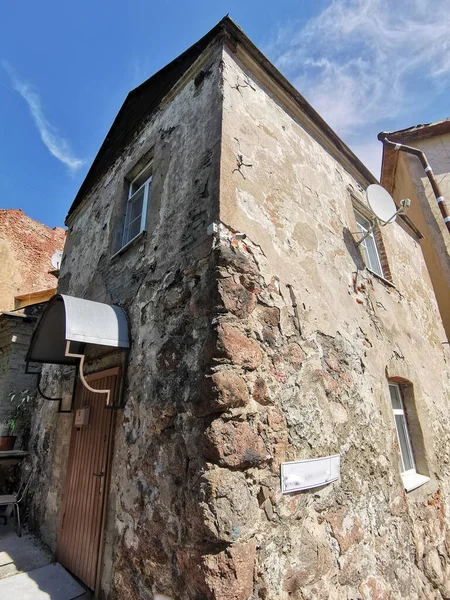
[
  {"left": 354, "top": 209, "right": 384, "bottom": 277},
  {"left": 388, "top": 382, "right": 430, "bottom": 492},
  {"left": 122, "top": 162, "right": 152, "bottom": 247}
]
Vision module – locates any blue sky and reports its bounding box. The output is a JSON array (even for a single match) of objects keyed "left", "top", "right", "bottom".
[{"left": 1, "top": 0, "right": 449, "bottom": 228}]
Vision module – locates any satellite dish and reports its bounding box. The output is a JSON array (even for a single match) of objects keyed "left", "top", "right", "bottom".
[
  {"left": 51, "top": 251, "right": 63, "bottom": 270},
  {"left": 366, "top": 184, "right": 398, "bottom": 224}
]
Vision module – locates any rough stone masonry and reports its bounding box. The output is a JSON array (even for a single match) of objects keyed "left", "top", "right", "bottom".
[{"left": 26, "top": 20, "right": 450, "bottom": 600}]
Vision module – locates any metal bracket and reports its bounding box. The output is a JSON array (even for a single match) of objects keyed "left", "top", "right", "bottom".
[
  {"left": 25, "top": 361, "right": 60, "bottom": 402},
  {"left": 356, "top": 202, "right": 410, "bottom": 246},
  {"left": 355, "top": 222, "right": 377, "bottom": 246},
  {"left": 25, "top": 362, "right": 74, "bottom": 413}
]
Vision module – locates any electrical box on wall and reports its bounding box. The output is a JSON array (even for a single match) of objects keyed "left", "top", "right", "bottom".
[
  {"left": 74, "top": 406, "right": 90, "bottom": 427},
  {"left": 281, "top": 454, "right": 340, "bottom": 493}
]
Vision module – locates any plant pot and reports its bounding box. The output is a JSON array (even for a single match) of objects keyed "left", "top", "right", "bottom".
[{"left": 0, "top": 436, "right": 17, "bottom": 451}]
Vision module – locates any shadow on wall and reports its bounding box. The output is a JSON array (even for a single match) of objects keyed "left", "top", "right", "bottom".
[{"left": 343, "top": 227, "right": 365, "bottom": 272}]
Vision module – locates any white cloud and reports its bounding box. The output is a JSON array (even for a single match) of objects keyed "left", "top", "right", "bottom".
[
  {"left": 2, "top": 61, "right": 84, "bottom": 172},
  {"left": 267, "top": 0, "right": 450, "bottom": 136}
]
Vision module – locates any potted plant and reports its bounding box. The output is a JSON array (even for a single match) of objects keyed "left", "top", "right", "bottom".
[
  {"left": 0, "top": 417, "right": 17, "bottom": 451},
  {"left": 0, "top": 390, "right": 34, "bottom": 451}
]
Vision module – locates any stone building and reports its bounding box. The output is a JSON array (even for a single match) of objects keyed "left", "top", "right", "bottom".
[
  {"left": 0, "top": 210, "right": 65, "bottom": 434},
  {"left": 379, "top": 120, "right": 450, "bottom": 342},
  {"left": 25, "top": 18, "right": 450, "bottom": 599}
]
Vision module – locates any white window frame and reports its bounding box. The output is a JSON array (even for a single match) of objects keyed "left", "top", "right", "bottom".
[
  {"left": 388, "top": 382, "right": 429, "bottom": 492},
  {"left": 121, "top": 163, "right": 152, "bottom": 249},
  {"left": 354, "top": 209, "right": 384, "bottom": 278}
]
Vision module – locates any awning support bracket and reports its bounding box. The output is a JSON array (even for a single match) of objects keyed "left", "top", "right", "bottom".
[
  {"left": 25, "top": 362, "right": 74, "bottom": 413},
  {"left": 65, "top": 341, "right": 112, "bottom": 407}
]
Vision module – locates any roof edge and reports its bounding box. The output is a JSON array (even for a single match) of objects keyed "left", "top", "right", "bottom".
[
  {"left": 224, "top": 19, "right": 377, "bottom": 187},
  {"left": 379, "top": 119, "right": 450, "bottom": 193},
  {"left": 380, "top": 119, "right": 450, "bottom": 144},
  {"left": 67, "top": 16, "right": 379, "bottom": 223},
  {"left": 66, "top": 17, "right": 231, "bottom": 223}
]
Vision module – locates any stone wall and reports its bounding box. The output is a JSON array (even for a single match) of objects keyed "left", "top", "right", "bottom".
[
  {"left": 26, "top": 36, "right": 450, "bottom": 600},
  {"left": 0, "top": 310, "right": 41, "bottom": 443},
  {"left": 26, "top": 365, "right": 75, "bottom": 549},
  {"left": 30, "top": 42, "right": 225, "bottom": 599},
  {"left": 0, "top": 209, "right": 65, "bottom": 312},
  {"left": 207, "top": 45, "right": 450, "bottom": 599}
]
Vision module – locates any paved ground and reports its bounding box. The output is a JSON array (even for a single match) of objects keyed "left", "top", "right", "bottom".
[{"left": 0, "top": 520, "right": 91, "bottom": 598}]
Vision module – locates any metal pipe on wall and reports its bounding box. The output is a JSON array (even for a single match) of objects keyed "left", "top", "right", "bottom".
[{"left": 378, "top": 132, "right": 450, "bottom": 234}]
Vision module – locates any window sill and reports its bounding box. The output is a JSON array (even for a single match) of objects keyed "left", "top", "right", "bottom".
[
  {"left": 111, "top": 230, "right": 146, "bottom": 260},
  {"left": 401, "top": 471, "right": 430, "bottom": 493},
  {"left": 367, "top": 269, "right": 395, "bottom": 289}
]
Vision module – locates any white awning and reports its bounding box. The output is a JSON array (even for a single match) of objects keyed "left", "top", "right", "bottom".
[{"left": 26, "top": 294, "right": 130, "bottom": 365}]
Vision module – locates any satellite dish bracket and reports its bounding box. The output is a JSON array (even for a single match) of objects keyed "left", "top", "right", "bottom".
[
  {"left": 356, "top": 223, "right": 376, "bottom": 246},
  {"left": 356, "top": 197, "right": 411, "bottom": 246}
]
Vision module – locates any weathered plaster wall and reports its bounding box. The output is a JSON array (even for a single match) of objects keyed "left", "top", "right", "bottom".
[
  {"left": 0, "top": 209, "right": 65, "bottom": 312},
  {"left": 30, "top": 43, "right": 226, "bottom": 599},
  {"left": 391, "top": 140, "right": 450, "bottom": 341},
  {"left": 201, "top": 46, "right": 450, "bottom": 599}
]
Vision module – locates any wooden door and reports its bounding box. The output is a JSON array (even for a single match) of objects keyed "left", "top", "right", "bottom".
[{"left": 57, "top": 368, "right": 118, "bottom": 591}]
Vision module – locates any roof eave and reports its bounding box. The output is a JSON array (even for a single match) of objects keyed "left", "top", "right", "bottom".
[
  {"left": 66, "top": 17, "right": 231, "bottom": 224},
  {"left": 67, "top": 16, "right": 379, "bottom": 224},
  {"left": 224, "top": 20, "right": 377, "bottom": 188},
  {"left": 381, "top": 119, "right": 450, "bottom": 145},
  {"left": 380, "top": 119, "right": 450, "bottom": 192}
]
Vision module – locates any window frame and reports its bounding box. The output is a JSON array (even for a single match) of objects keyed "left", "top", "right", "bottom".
[
  {"left": 389, "top": 382, "right": 416, "bottom": 475},
  {"left": 354, "top": 208, "right": 384, "bottom": 278},
  {"left": 388, "top": 382, "right": 430, "bottom": 492},
  {"left": 121, "top": 162, "right": 152, "bottom": 249}
]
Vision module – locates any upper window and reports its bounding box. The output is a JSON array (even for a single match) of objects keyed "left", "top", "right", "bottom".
[
  {"left": 388, "top": 382, "right": 429, "bottom": 492},
  {"left": 354, "top": 209, "right": 384, "bottom": 277},
  {"left": 122, "top": 162, "right": 152, "bottom": 247}
]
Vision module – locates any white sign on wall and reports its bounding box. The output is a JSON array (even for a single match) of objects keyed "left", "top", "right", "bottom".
[{"left": 281, "top": 454, "right": 340, "bottom": 493}]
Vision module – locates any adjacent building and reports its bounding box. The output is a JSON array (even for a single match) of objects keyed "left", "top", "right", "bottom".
[
  {"left": 0, "top": 209, "right": 65, "bottom": 312},
  {"left": 25, "top": 18, "right": 450, "bottom": 600},
  {"left": 0, "top": 210, "right": 65, "bottom": 435},
  {"left": 379, "top": 120, "right": 450, "bottom": 341}
]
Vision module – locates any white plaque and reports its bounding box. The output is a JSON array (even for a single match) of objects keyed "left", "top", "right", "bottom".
[{"left": 281, "top": 454, "right": 340, "bottom": 493}]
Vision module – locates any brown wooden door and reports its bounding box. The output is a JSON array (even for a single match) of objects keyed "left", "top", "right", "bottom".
[{"left": 57, "top": 368, "right": 118, "bottom": 591}]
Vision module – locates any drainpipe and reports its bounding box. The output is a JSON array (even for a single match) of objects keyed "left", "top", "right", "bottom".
[{"left": 378, "top": 132, "right": 450, "bottom": 234}]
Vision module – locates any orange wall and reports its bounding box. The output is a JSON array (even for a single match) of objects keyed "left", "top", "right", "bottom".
[{"left": 0, "top": 209, "right": 65, "bottom": 312}]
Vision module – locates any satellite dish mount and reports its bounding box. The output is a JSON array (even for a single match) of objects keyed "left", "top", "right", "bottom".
[{"left": 356, "top": 185, "right": 410, "bottom": 246}]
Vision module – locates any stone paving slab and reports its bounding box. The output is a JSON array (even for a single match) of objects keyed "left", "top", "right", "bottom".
[
  {"left": 0, "top": 522, "right": 90, "bottom": 598},
  {"left": 0, "top": 562, "right": 86, "bottom": 599},
  {"left": 0, "top": 524, "right": 53, "bottom": 580}
]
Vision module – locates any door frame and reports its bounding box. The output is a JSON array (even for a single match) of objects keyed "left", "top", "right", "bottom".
[
  {"left": 57, "top": 366, "right": 119, "bottom": 595},
  {"left": 92, "top": 368, "right": 118, "bottom": 596}
]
